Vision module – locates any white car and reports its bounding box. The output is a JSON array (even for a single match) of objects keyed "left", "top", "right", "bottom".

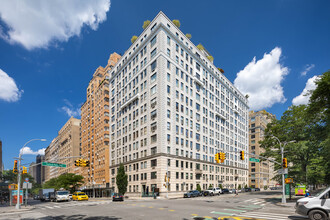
[
  {"left": 295, "top": 187, "right": 330, "bottom": 220},
  {"left": 205, "top": 187, "right": 222, "bottom": 195}
]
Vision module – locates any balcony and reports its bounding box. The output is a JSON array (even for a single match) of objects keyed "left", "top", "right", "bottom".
[
  {"left": 121, "top": 93, "right": 139, "bottom": 109},
  {"left": 195, "top": 169, "right": 203, "bottom": 174},
  {"left": 193, "top": 75, "right": 204, "bottom": 87},
  {"left": 215, "top": 110, "right": 226, "bottom": 120}
]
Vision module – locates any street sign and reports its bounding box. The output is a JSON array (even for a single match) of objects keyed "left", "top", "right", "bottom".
[
  {"left": 42, "top": 162, "right": 66, "bottom": 168},
  {"left": 8, "top": 184, "right": 17, "bottom": 190},
  {"left": 249, "top": 158, "right": 260, "bottom": 162},
  {"left": 23, "top": 182, "right": 32, "bottom": 189},
  {"left": 25, "top": 178, "right": 29, "bottom": 182},
  {"left": 278, "top": 168, "right": 288, "bottom": 174}
]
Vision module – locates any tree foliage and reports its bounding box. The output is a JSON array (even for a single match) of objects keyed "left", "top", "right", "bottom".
[
  {"left": 185, "top": 33, "right": 192, "bottom": 39},
  {"left": 260, "top": 71, "right": 330, "bottom": 185},
  {"left": 172, "top": 19, "right": 181, "bottom": 28},
  {"left": 131, "top": 35, "right": 138, "bottom": 44},
  {"left": 196, "top": 184, "right": 201, "bottom": 192},
  {"left": 207, "top": 56, "right": 214, "bottom": 62},
  {"left": 142, "top": 20, "right": 150, "bottom": 29},
  {"left": 116, "top": 164, "right": 128, "bottom": 195},
  {"left": 43, "top": 173, "right": 84, "bottom": 193}
]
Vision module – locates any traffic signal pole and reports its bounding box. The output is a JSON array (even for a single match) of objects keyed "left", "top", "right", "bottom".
[
  {"left": 16, "top": 153, "right": 22, "bottom": 209},
  {"left": 280, "top": 144, "right": 286, "bottom": 204}
]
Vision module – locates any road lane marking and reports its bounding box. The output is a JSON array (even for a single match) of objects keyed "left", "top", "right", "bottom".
[
  {"left": 169, "top": 209, "right": 175, "bottom": 211},
  {"left": 191, "top": 214, "right": 198, "bottom": 216},
  {"left": 158, "top": 208, "right": 165, "bottom": 210},
  {"left": 148, "top": 206, "right": 153, "bottom": 208},
  {"left": 140, "top": 205, "right": 146, "bottom": 207},
  {"left": 211, "top": 211, "right": 234, "bottom": 216},
  {"left": 224, "top": 209, "right": 246, "bottom": 212}
]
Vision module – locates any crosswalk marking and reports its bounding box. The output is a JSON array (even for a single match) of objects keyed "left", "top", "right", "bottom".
[
  {"left": 237, "top": 211, "right": 294, "bottom": 220},
  {"left": 211, "top": 211, "right": 234, "bottom": 216}
]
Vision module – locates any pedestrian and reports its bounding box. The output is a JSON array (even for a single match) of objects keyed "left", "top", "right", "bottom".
[
  {"left": 305, "top": 190, "right": 311, "bottom": 197},
  {"left": 235, "top": 189, "right": 238, "bottom": 196}
]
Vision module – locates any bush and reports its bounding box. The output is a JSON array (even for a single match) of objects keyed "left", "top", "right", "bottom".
[
  {"left": 238, "top": 184, "right": 242, "bottom": 190},
  {"left": 172, "top": 20, "right": 181, "bottom": 28},
  {"left": 196, "top": 184, "right": 201, "bottom": 192},
  {"left": 185, "top": 33, "right": 192, "bottom": 39},
  {"left": 264, "top": 186, "right": 268, "bottom": 190},
  {"left": 207, "top": 56, "right": 214, "bottom": 62},
  {"left": 197, "top": 43, "right": 205, "bottom": 51},
  {"left": 131, "top": 36, "right": 138, "bottom": 44},
  {"left": 142, "top": 20, "right": 150, "bottom": 29},
  {"left": 245, "top": 184, "right": 248, "bottom": 189},
  {"left": 219, "top": 184, "right": 223, "bottom": 189}
]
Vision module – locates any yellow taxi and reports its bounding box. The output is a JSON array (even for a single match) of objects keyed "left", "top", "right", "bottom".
[{"left": 72, "top": 192, "right": 89, "bottom": 201}]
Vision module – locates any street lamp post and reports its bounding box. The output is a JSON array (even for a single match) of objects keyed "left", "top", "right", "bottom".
[
  {"left": 271, "top": 136, "right": 295, "bottom": 204},
  {"left": 16, "top": 139, "right": 46, "bottom": 209}
]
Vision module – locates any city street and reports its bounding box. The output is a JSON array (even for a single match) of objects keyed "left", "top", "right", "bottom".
[{"left": 0, "top": 191, "right": 308, "bottom": 220}]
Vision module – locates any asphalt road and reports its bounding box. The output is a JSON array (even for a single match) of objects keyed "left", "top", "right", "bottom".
[{"left": 0, "top": 191, "right": 309, "bottom": 220}]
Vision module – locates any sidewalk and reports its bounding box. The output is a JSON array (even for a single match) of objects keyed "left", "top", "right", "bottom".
[{"left": 0, "top": 205, "right": 35, "bottom": 214}]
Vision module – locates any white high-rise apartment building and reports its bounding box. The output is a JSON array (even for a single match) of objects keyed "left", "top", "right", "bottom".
[{"left": 109, "top": 12, "right": 249, "bottom": 197}]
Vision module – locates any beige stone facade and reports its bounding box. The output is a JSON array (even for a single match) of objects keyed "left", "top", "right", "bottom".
[
  {"left": 248, "top": 110, "right": 277, "bottom": 188},
  {"left": 108, "top": 12, "right": 250, "bottom": 198},
  {"left": 44, "top": 117, "right": 81, "bottom": 182},
  {"left": 80, "top": 53, "right": 121, "bottom": 192}
]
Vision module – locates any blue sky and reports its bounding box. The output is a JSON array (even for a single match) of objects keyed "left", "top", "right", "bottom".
[{"left": 0, "top": 0, "right": 329, "bottom": 170}]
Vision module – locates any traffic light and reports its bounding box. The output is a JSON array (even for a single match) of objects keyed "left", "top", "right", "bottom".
[
  {"left": 85, "top": 160, "right": 90, "bottom": 166},
  {"left": 22, "top": 166, "right": 27, "bottom": 174},
  {"left": 75, "top": 159, "right": 81, "bottom": 167},
  {"left": 240, "top": 151, "right": 245, "bottom": 160},
  {"left": 283, "top": 158, "right": 288, "bottom": 168},
  {"left": 13, "top": 160, "right": 18, "bottom": 174},
  {"left": 215, "top": 153, "right": 220, "bottom": 163},
  {"left": 219, "top": 152, "right": 226, "bottom": 163}
]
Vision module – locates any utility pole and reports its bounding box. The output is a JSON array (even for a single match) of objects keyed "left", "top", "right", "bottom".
[{"left": 16, "top": 139, "right": 46, "bottom": 209}]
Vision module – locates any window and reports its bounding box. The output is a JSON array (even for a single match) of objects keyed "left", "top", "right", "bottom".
[
  {"left": 151, "top": 85, "right": 157, "bottom": 95},
  {"left": 167, "top": 73, "right": 171, "bottom": 82},
  {"left": 151, "top": 48, "right": 157, "bottom": 58},
  {"left": 167, "top": 60, "right": 171, "bottom": 69},
  {"left": 151, "top": 134, "right": 157, "bottom": 143},
  {"left": 251, "top": 123, "right": 255, "bottom": 128},
  {"left": 167, "top": 122, "right": 171, "bottom": 130},
  {"left": 167, "top": 85, "right": 171, "bottom": 94},
  {"left": 151, "top": 159, "right": 157, "bottom": 167},
  {"left": 151, "top": 122, "right": 157, "bottom": 132},
  {"left": 151, "top": 110, "right": 157, "bottom": 120},
  {"left": 167, "top": 36, "right": 171, "bottom": 45},
  {"left": 151, "top": 73, "right": 157, "bottom": 83},
  {"left": 151, "top": 60, "right": 157, "bottom": 72},
  {"left": 151, "top": 172, "right": 157, "bottom": 179},
  {"left": 167, "top": 110, "right": 171, "bottom": 118},
  {"left": 167, "top": 48, "right": 171, "bottom": 56},
  {"left": 150, "top": 35, "right": 157, "bottom": 47},
  {"left": 151, "top": 147, "right": 157, "bottom": 155}
]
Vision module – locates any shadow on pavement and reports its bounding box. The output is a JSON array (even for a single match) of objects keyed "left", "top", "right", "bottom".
[{"left": 21, "top": 214, "right": 122, "bottom": 220}]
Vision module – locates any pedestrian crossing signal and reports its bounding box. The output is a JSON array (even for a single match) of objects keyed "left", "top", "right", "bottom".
[{"left": 22, "top": 166, "right": 27, "bottom": 174}]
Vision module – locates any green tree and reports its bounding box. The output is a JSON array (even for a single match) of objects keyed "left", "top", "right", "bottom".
[
  {"left": 43, "top": 177, "right": 59, "bottom": 189},
  {"left": 238, "top": 184, "right": 241, "bottom": 190},
  {"left": 185, "top": 33, "right": 192, "bottom": 39},
  {"left": 172, "top": 19, "right": 180, "bottom": 28},
  {"left": 307, "top": 71, "right": 330, "bottom": 183},
  {"left": 2, "top": 170, "right": 17, "bottom": 183},
  {"left": 131, "top": 35, "right": 138, "bottom": 44},
  {"left": 219, "top": 184, "right": 223, "bottom": 189},
  {"left": 116, "top": 164, "right": 128, "bottom": 195},
  {"left": 196, "top": 184, "right": 201, "bottom": 192},
  {"left": 43, "top": 173, "right": 84, "bottom": 193}
]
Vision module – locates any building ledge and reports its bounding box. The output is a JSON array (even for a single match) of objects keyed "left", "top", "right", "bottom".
[{"left": 121, "top": 93, "right": 139, "bottom": 109}]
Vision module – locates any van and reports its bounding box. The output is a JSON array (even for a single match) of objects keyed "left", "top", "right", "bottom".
[{"left": 295, "top": 187, "right": 330, "bottom": 220}]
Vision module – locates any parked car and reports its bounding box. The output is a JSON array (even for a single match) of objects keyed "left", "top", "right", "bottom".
[
  {"left": 184, "top": 190, "right": 201, "bottom": 198},
  {"left": 112, "top": 193, "right": 124, "bottom": 202},
  {"left": 295, "top": 187, "right": 330, "bottom": 220},
  {"left": 222, "top": 188, "right": 230, "bottom": 194},
  {"left": 205, "top": 187, "right": 222, "bottom": 196},
  {"left": 255, "top": 188, "right": 261, "bottom": 191},
  {"left": 202, "top": 190, "right": 212, "bottom": 196},
  {"left": 72, "top": 192, "right": 88, "bottom": 201},
  {"left": 69, "top": 194, "right": 73, "bottom": 200},
  {"left": 229, "top": 189, "right": 236, "bottom": 194},
  {"left": 33, "top": 195, "right": 39, "bottom": 200},
  {"left": 245, "top": 188, "right": 252, "bottom": 192}
]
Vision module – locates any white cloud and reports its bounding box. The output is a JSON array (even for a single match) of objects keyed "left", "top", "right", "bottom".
[
  {"left": 0, "top": 0, "right": 111, "bottom": 50},
  {"left": 301, "top": 64, "right": 315, "bottom": 76},
  {"left": 292, "top": 75, "right": 319, "bottom": 106},
  {"left": 20, "top": 147, "right": 45, "bottom": 155},
  {"left": 0, "top": 68, "right": 23, "bottom": 102},
  {"left": 60, "top": 99, "right": 81, "bottom": 117},
  {"left": 234, "top": 47, "right": 289, "bottom": 111}
]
